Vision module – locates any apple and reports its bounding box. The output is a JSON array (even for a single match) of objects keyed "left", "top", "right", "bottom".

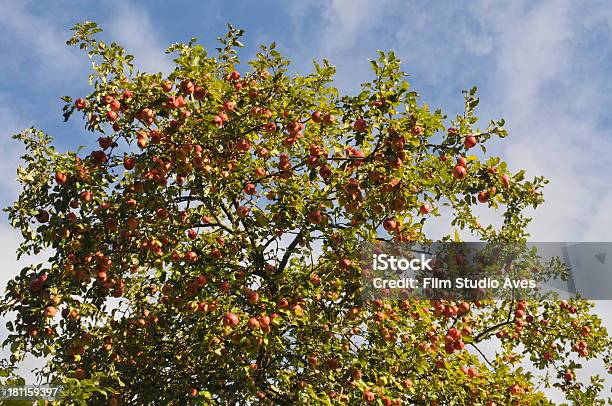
[
  {"left": 419, "top": 204, "right": 432, "bottom": 215},
  {"left": 75, "top": 368, "right": 87, "bottom": 380},
  {"left": 477, "top": 191, "right": 489, "bottom": 203},
  {"left": 311, "top": 111, "right": 323, "bottom": 123},
  {"left": 194, "top": 86, "right": 207, "bottom": 100},
  {"left": 98, "top": 137, "right": 113, "bottom": 149},
  {"left": 363, "top": 390, "right": 376, "bottom": 402},
  {"left": 223, "top": 312, "right": 239, "bottom": 327},
  {"left": 259, "top": 315, "right": 270, "bottom": 327},
  {"left": 307, "top": 210, "right": 323, "bottom": 224},
  {"left": 244, "top": 183, "right": 257, "bottom": 195},
  {"left": 180, "top": 80, "right": 194, "bottom": 94},
  {"left": 44, "top": 306, "right": 57, "bottom": 318},
  {"left": 123, "top": 156, "right": 136, "bottom": 170},
  {"left": 501, "top": 174, "right": 511, "bottom": 187},
  {"left": 106, "top": 110, "right": 118, "bottom": 121},
  {"left": 564, "top": 371, "right": 574, "bottom": 381},
  {"left": 228, "top": 70, "right": 240, "bottom": 81},
  {"left": 452, "top": 165, "right": 467, "bottom": 179},
  {"left": 322, "top": 114, "right": 335, "bottom": 126},
  {"left": 55, "top": 171, "right": 68, "bottom": 185},
  {"left": 223, "top": 101, "right": 236, "bottom": 111},
  {"left": 189, "top": 388, "right": 198, "bottom": 398},
  {"left": 353, "top": 118, "right": 367, "bottom": 132},
  {"left": 210, "top": 248, "right": 223, "bottom": 259},
  {"left": 74, "top": 98, "right": 87, "bottom": 110},
  {"left": 161, "top": 80, "right": 173, "bottom": 92},
  {"left": 35, "top": 210, "right": 50, "bottom": 223},
  {"left": 109, "top": 99, "right": 121, "bottom": 111},
  {"left": 212, "top": 115, "right": 224, "bottom": 127},
  {"left": 237, "top": 206, "right": 250, "bottom": 218},
  {"left": 185, "top": 251, "right": 199, "bottom": 263},
  {"left": 236, "top": 139, "right": 251, "bottom": 152},
  {"left": 464, "top": 135, "right": 477, "bottom": 149},
  {"left": 80, "top": 191, "right": 93, "bottom": 203},
  {"left": 383, "top": 218, "right": 397, "bottom": 232},
  {"left": 339, "top": 258, "right": 352, "bottom": 269},
  {"left": 247, "top": 317, "right": 260, "bottom": 330},
  {"left": 457, "top": 156, "right": 467, "bottom": 167}
]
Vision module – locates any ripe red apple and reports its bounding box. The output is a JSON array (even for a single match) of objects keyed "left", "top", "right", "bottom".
[
  {"left": 228, "top": 70, "right": 240, "bottom": 81},
  {"left": 383, "top": 218, "right": 398, "bottom": 232},
  {"left": 98, "top": 137, "right": 113, "bottom": 149},
  {"left": 106, "top": 110, "right": 118, "bottom": 121},
  {"left": 161, "top": 80, "right": 173, "bottom": 92},
  {"left": 457, "top": 156, "right": 467, "bottom": 167},
  {"left": 353, "top": 118, "right": 367, "bottom": 132},
  {"left": 75, "top": 368, "right": 87, "bottom": 380},
  {"left": 35, "top": 210, "right": 50, "bottom": 223},
  {"left": 452, "top": 165, "right": 467, "bottom": 179},
  {"left": 311, "top": 111, "right": 323, "bottom": 123},
  {"left": 189, "top": 388, "right": 198, "bottom": 398},
  {"left": 44, "top": 306, "right": 57, "bottom": 318},
  {"left": 223, "top": 312, "right": 239, "bottom": 327},
  {"left": 307, "top": 210, "right": 323, "bottom": 224},
  {"left": 477, "top": 191, "right": 489, "bottom": 203},
  {"left": 91, "top": 150, "right": 107, "bottom": 164},
  {"left": 79, "top": 191, "right": 93, "bottom": 203},
  {"left": 74, "top": 98, "right": 87, "bottom": 110},
  {"left": 363, "top": 390, "right": 376, "bottom": 403},
  {"left": 210, "top": 248, "right": 223, "bottom": 259},
  {"left": 247, "top": 317, "right": 260, "bottom": 330},
  {"left": 212, "top": 115, "right": 224, "bottom": 127},
  {"left": 464, "top": 135, "right": 478, "bottom": 149},
  {"left": 237, "top": 206, "right": 250, "bottom": 218},
  {"left": 194, "top": 86, "right": 207, "bottom": 100},
  {"left": 322, "top": 114, "right": 335, "bottom": 126},
  {"left": 339, "top": 258, "right": 352, "bottom": 269},
  {"left": 419, "top": 203, "right": 432, "bottom": 215},
  {"left": 243, "top": 183, "right": 257, "bottom": 195},
  {"left": 222, "top": 101, "right": 236, "bottom": 111},
  {"left": 55, "top": 171, "right": 68, "bottom": 185},
  {"left": 109, "top": 99, "right": 121, "bottom": 111},
  {"left": 501, "top": 174, "right": 511, "bottom": 187},
  {"left": 563, "top": 371, "right": 574, "bottom": 381},
  {"left": 180, "top": 80, "right": 194, "bottom": 94},
  {"left": 123, "top": 156, "right": 136, "bottom": 170},
  {"left": 185, "top": 251, "right": 199, "bottom": 263}
]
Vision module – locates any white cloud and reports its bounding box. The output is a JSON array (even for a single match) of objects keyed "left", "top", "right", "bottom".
[
  {"left": 104, "top": 1, "right": 173, "bottom": 74},
  {"left": 0, "top": 0, "right": 80, "bottom": 76}
]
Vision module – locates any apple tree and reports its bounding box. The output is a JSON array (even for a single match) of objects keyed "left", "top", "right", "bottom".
[{"left": 2, "top": 22, "right": 610, "bottom": 405}]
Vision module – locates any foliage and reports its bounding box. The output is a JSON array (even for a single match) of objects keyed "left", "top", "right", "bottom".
[{"left": 1, "top": 22, "right": 610, "bottom": 405}]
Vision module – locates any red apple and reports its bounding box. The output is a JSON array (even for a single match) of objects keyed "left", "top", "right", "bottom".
[
  {"left": 74, "top": 98, "right": 87, "bottom": 110},
  {"left": 44, "top": 306, "right": 57, "bottom": 318},
  {"left": 223, "top": 312, "right": 239, "bottom": 327},
  {"left": 353, "top": 118, "right": 367, "bottom": 132},
  {"left": 35, "top": 210, "right": 50, "bottom": 223},
  {"left": 453, "top": 165, "right": 467, "bottom": 179},
  {"left": 419, "top": 204, "right": 432, "bottom": 215},
  {"left": 383, "top": 218, "right": 398, "bottom": 232},
  {"left": 55, "top": 171, "right": 68, "bottom": 185},
  {"left": 464, "top": 135, "right": 477, "bottom": 149},
  {"left": 123, "top": 156, "right": 136, "bottom": 170},
  {"left": 477, "top": 191, "right": 489, "bottom": 203}
]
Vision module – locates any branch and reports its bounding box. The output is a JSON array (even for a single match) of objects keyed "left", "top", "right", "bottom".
[{"left": 277, "top": 228, "right": 306, "bottom": 274}]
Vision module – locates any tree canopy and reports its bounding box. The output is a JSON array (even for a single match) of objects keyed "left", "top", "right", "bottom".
[{"left": 1, "top": 22, "right": 610, "bottom": 405}]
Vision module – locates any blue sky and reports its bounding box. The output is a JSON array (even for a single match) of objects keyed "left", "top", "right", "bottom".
[{"left": 1, "top": 0, "right": 611, "bottom": 399}]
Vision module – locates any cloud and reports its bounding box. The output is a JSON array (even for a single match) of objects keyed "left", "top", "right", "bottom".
[
  {"left": 103, "top": 1, "right": 173, "bottom": 74},
  {"left": 0, "top": 0, "right": 80, "bottom": 77}
]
